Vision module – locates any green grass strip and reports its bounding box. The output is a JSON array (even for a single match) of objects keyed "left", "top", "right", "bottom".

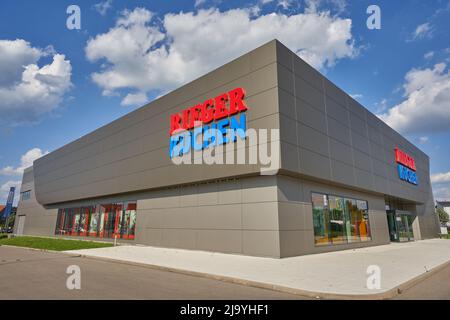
[{"left": 0, "top": 236, "right": 113, "bottom": 251}]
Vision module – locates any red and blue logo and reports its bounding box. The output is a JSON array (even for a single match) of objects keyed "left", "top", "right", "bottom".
[
  {"left": 395, "top": 147, "right": 418, "bottom": 185},
  {"left": 169, "top": 87, "right": 248, "bottom": 158}
]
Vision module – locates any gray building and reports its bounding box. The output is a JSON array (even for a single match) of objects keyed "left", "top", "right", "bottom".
[{"left": 14, "top": 40, "right": 440, "bottom": 257}]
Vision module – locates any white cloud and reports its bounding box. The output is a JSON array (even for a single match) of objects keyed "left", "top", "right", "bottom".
[
  {"left": 0, "top": 148, "right": 48, "bottom": 176},
  {"left": 0, "top": 180, "right": 21, "bottom": 205},
  {"left": 379, "top": 63, "right": 450, "bottom": 134},
  {"left": 305, "top": 0, "right": 348, "bottom": 14},
  {"left": 431, "top": 172, "right": 450, "bottom": 184},
  {"left": 0, "top": 39, "right": 72, "bottom": 126},
  {"left": 424, "top": 51, "right": 434, "bottom": 60},
  {"left": 418, "top": 136, "right": 429, "bottom": 144},
  {"left": 85, "top": 7, "right": 356, "bottom": 106},
  {"left": 433, "top": 185, "right": 450, "bottom": 201},
  {"left": 431, "top": 170, "right": 450, "bottom": 201},
  {"left": 374, "top": 98, "right": 388, "bottom": 114},
  {"left": 277, "top": 0, "right": 294, "bottom": 10},
  {"left": 194, "top": 0, "right": 207, "bottom": 7},
  {"left": 0, "top": 39, "right": 43, "bottom": 87},
  {"left": 93, "top": 0, "right": 113, "bottom": 16},
  {"left": 409, "top": 22, "right": 433, "bottom": 41},
  {"left": 121, "top": 92, "right": 148, "bottom": 106},
  {"left": 350, "top": 93, "right": 363, "bottom": 99},
  {"left": 117, "top": 7, "right": 153, "bottom": 27}
]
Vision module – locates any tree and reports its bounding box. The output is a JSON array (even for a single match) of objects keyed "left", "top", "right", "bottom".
[{"left": 436, "top": 207, "right": 449, "bottom": 226}]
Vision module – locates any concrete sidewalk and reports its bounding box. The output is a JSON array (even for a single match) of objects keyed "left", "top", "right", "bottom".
[{"left": 67, "top": 239, "right": 450, "bottom": 299}]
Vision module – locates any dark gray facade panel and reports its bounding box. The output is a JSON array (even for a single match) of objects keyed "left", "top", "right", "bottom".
[
  {"left": 22, "top": 168, "right": 34, "bottom": 185},
  {"left": 133, "top": 175, "right": 282, "bottom": 257},
  {"left": 13, "top": 167, "right": 58, "bottom": 236},
  {"left": 274, "top": 41, "right": 432, "bottom": 205},
  {"left": 33, "top": 41, "right": 281, "bottom": 205}
]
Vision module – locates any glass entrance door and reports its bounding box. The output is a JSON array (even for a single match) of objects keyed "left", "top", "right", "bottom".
[
  {"left": 405, "top": 214, "right": 415, "bottom": 241},
  {"left": 386, "top": 210, "right": 397, "bottom": 241},
  {"left": 397, "top": 214, "right": 409, "bottom": 242},
  {"left": 386, "top": 210, "right": 414, "bottom": 242}
]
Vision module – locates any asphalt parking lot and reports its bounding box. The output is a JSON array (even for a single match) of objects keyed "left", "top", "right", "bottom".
[
  {"left": 0, "top": 246, "right": 449, "bottom": 299},
  {"left": 0, "top": 246, "right": 305, "bottom": 300}
]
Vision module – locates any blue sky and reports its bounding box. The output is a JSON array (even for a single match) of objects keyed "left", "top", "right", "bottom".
[{"left": 1, "top": 0, "right": 450, "bottom": 204}]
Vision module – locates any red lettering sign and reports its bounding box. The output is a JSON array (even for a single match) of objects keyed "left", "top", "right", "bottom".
[
  {"left": 395, "top": 147, "right": 416, "bottom": 171},
  {"left": 169, "top": 87, "right": 248, "bottom": 135}
]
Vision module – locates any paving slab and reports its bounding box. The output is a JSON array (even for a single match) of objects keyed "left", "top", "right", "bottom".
[{"left": 67, "top": 239, "right": 450, "bottom": 298}]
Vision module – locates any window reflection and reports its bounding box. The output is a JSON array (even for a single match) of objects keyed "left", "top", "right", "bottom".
[
  {"left": 345, "top": 199, "right": 360, "bottom": 243},
  {"left": 357, "top": 200, "right": 371, "bottom": 241},
  {"left": 55, "top": 201, "right": 137, "bottom": 240},
  {"left": 329, "top": 196, "right": 346, "bottom": 244},
  {"left": 312, "top": 193, "right": 371, "bottom": 246},
  {"left": 312, "top": 193, "right": 331, "bottom": 246},
  {"left": 89, "top": 206, "right": 100, "bottom": 237},
  {"left": 21, "top": 190, "right": 31, "bottom": 201}
]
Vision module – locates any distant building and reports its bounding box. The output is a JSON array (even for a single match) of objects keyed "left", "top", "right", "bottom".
[{"left": 436, "top": 201, "right": 450, "bottom": 227}]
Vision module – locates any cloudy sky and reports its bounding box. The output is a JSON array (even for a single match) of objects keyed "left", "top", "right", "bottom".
[{"left": 0, "top": 0, "right": 450, "bottom": 204}]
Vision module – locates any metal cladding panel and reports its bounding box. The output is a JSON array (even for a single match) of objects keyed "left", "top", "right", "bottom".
[
  {"left": 14, "top": 167, "right": 58, "bottom": 235},
  {"left": 33, "top": 40, "right": 281, "bottom": 205},
  {"left": 275, "top": 41, "right": 433, "bottom": 205},
  {"left": 22, "top": 167, "right": 34, "bottom": 184},
  {"left": 33, "top": 39, "right": 433, "bottom": 208}
]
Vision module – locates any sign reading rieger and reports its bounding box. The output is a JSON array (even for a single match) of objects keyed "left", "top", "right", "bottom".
[{"left": 168, "top": 87, "right": 280, "bottom": 175}]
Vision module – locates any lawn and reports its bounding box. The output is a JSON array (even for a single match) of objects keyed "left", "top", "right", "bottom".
[{"left": 0, "top": 236, "right": 114, "bottom": 251}]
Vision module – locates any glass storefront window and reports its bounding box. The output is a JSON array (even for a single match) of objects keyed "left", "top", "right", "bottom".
[
  {"left": 78, "top": 207, "right": 90, "bottom": 236},
  {"left": 101, "top": 204, "right": 114, "bottom": 238},
  {"left": 121, "top": 202, "right": 137, "bottom": 239},
  {"left": 54, "top": 201, "right": 137, "bottom": 240},
  {"left": 406, "top": 215, "right": 414, "bottom": 241},
  {"left": 99, "top": 204, "right": 106, "bottom": 238},
  {"left": 89, "top": 205, "right": 99, "bottom": 237},
  {"left": 72, "top": 208, "right": 81, "bottom": 236},
  {"left": 312, "top": 193, "right": 331, "bottom": 246},
  {"left": 345, "top": 198, "right": 360, "bottom": 243},
  {"left": 312, "top": 193, "right": 371, "bottom": 246},
  {"left": 55, "top": 209, "right": 65, "bottom": 235},
  {"left": 357, "top": 200, "right": 371, "bottom": 241},
  {"left": 328, "top": 196, "right": 346, "bottom": 244},
  {"left": 112, "top": 203, "right": 123, "bottom": 239},
  {"left": 63, "top": 208, "right": 72, "bottom": 235}
]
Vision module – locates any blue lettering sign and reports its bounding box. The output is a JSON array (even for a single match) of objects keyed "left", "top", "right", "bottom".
[
  {"left": 397, "top": 164, "right": 418, "bottom": 185},
  {"left": 169, "top": 113, "right": 247, "bottom": 158}
]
